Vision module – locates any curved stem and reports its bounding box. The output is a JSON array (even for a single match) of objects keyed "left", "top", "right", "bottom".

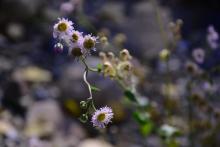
[
  {"left": 81, "top": 56, "right": 98, "bottom": 72},
  {"left": 83, "top": 69, "right": 92, "bottom": 99}
]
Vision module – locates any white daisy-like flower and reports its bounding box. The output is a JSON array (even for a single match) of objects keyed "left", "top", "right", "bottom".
[
  {"left": 91, "top": 106, "right": 113, "bottom": 129},
  {"left": 69, "top": 44, "right": 83, "bottom": 57},
  {"left": 70, "top": 30, "right": 83, "bottom": 43},
  {"left": 68, "top": 31, "right": 85, "bottom": 57},
  {"left": 83, "top": 34, "right": 98, "bottom": 51},
  {"left": 53, "top": 18, "right": 74, "bottom": 39}
]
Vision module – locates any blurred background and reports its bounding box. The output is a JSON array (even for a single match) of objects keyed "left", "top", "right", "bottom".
[{"left": 0, "top": 0, "right": 220, "bottom": 146}]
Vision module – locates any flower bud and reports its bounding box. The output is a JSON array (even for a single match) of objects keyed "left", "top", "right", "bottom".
[
  {"left": 103, "top": 62, "right": 116, "bottom": 78},
  {"left": 159, "top": 49, "right": 170, "bottom": 61},
  {"left": 99, "top": 52, "right": 107, "bottom": 61},
  {"left": 100, "top": 36, "right": 108, "bottom": 45},
  {"left": 79, "top": 114, "right": 88, "bottom": 123},
  {"left": 54, "top": 43, "right": 63, "bottom": 53},
  {"left": 119, "top": 49, "right": 132, "bottom": 61},
  {"left": 80, "top": 101, "right": 87, "bottom": 109},
  {"left": 71, "top": 47, "right": 83, "bottom": 57}
]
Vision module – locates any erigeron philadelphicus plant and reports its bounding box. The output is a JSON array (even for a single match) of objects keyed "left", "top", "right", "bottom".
[{"left": 52, "top": 18, "right": 134, "bottom": 129}]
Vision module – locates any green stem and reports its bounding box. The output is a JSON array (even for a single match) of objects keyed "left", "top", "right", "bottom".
[
  {"left": 81, "top": 57, "right": 98, "bottom": 72},
  {"left": 151, "top": 0, "right": 169, "bottom": 48},
  {"left": 186, "top": 78, "right": 194, "bottom": 147}
]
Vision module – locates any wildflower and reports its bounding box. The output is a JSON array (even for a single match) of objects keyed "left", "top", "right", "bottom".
[
  {"left": 83, "top": 34, "right": 98, "bottom": 51},
  {"left": 70, "top": 30, "right": 83, "bottom": 43},
  {"left": 54, "top": 42, "right": 63, "bottom": 53},
  {"left": 107, "top": 52, "right": 115, "bottom": 61},
  {"left": 99, "top": 52, "right": 107, "bottom": 62},
  {"left": 192, "top": 48, "right": 205, "bottom": 63},
  {"left": 53, "top": 18, "right": 74, "bottom": 39},
  {"left": 68, "top": 31, "right": 84, "bottom": 57},
  {"left": 119, "top": 49, "right": 132, "bottom": 61},
  {"left": 169, "top": 19, "right": 183, "bottom": 40},
  {"left": 159, "top": 49, "right": 170, "bottom": 61},
  {"left": 100, "top": 36, "right": 108, "bottom": 45},
  {"left": 91, "top": 106, "right": 113, "bottom": 129},
  {"left": 103, "top": 61, "right": 116, "bottom": 78},
  {"left": 60, "top": 2, "right": 74, "bottom": 14},
  {"left": 70, "top": 46, "right": 83, "bottom": 57},
  {"left": 207, "top": 25, "right": 219, "bottom": 49},
  {"left": 185, "top": 61, "right": 201, "bottom": 75},
  {"left": 117, "top": 61, "right": 132, "bottom": 78},
  {"left": 160, "top": 124, "right": 178, "bottom": 137}
]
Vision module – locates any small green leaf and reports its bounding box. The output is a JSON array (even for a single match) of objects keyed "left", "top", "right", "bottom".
[
  {"left": 133, "top": 111, "right": 150, "bottom": 125},
  {"left": 124, "top": 90, "right": 137, "bottom": 102},
  {"left": 140, "top": 121, "right": 154, "bottom": 136},
  {"left": 91, "top": 85, "right": 101, "bottom": 92},
  {"left": 96, "top": 63, "right": 102, "bottom": 72}
]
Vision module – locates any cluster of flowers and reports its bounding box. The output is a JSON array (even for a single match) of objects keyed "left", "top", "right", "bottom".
[
  {"left": 191, "top": 26, "right": 219, "bottom": 65},
  {"left": 52, "top": 18, "right": 113, "bottom": 129},
  {"left": 53, "top": 18, "right": 98, "bottom": 57},
  {"left": 99, "top": 49, "right": 133, "bottom": 80}
]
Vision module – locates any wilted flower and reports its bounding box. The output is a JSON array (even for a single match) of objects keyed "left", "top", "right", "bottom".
[
  {"left": 91, "top": 106, "right": 113, "bottom": 129},
  {"left": 99, "top": 49, "right": 133, "bottom": 80},
  {"left": 119, "top": 49, "right": 132, "bottom": 61},
  {"left": 185, "top": 61, "right": 201, "bottom": 75},
  {"left": 70, "top": 46, "right": 83, "bottom": 57},
  {"left": 207, "top": 25, "right": 219, "bottom": 49},
  {"left": 169, "top": 19, "right": 183, "bottom": 40},
  {"left": 192, "top": 48, "right": 205, "bottom": 63},
  {"left": 53, "top": 18, "right": 74, "bottom": 39},
  {"left": 117, "top": 61, "right": 132, "bottom": 78},
  {"left": 103, "top": 61, "right": 116, "bottom": 78}
]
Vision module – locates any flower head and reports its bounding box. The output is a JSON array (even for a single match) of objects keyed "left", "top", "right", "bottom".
[
  {"left": 91, "top": 106, "right": 113, "bottom": 129},
  {"left": 192, "top": 48, "right": 205, "bottom": 63},
  {"left": 207, "top": 25, "right": 219, "bottom": 49},
  {"left": 119, "top": 49, "right": 132, "bottom": 61},
  {"left": 103, "top": 61, "right": 116, "bottom": 78},
  {"left": 83, "top": 34, "right": 98, "bottom": 51},
  {"left": 70, "top": 30, "right": 83, "bottom": 43},
  {"left": 117, "top": 61, "right": 132, "bottom": 78},
  {"left": 53, "top": 18, "right": 74, "bottom": 39}
]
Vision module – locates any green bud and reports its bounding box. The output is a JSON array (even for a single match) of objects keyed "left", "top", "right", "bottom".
[
  {"left": 80, "top": 101, "right": 87, "bottom": 109},
  {"left": 79, "top": 114, "right": 88, "bottom": 123}
]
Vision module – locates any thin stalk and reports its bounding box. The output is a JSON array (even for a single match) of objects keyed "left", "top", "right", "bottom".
[
  {"left": 81, "top": 57, "right": 98, "bottom": 72},
  {"left": 186, "top": 78, "right": 194, "bottom": 147},
  {"left": 83, "top": 70, "right": 92, "bottom": 99},
  {"left": 151, "top": 0, "right": 169, "bottom": 48}
]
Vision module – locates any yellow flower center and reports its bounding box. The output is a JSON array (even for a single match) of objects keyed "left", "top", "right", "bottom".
[
  {"left": 97, "top": 113, "right": 106, "bottom": 122},
  {"left": 72, "top": 33, "right": 79, "bottom": 42},
  {"left": 58, "top": 22, "right": 67, "bottom": 32},
  {"left": 83, "top": 38, "right": 95, "bottom": 49}
]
